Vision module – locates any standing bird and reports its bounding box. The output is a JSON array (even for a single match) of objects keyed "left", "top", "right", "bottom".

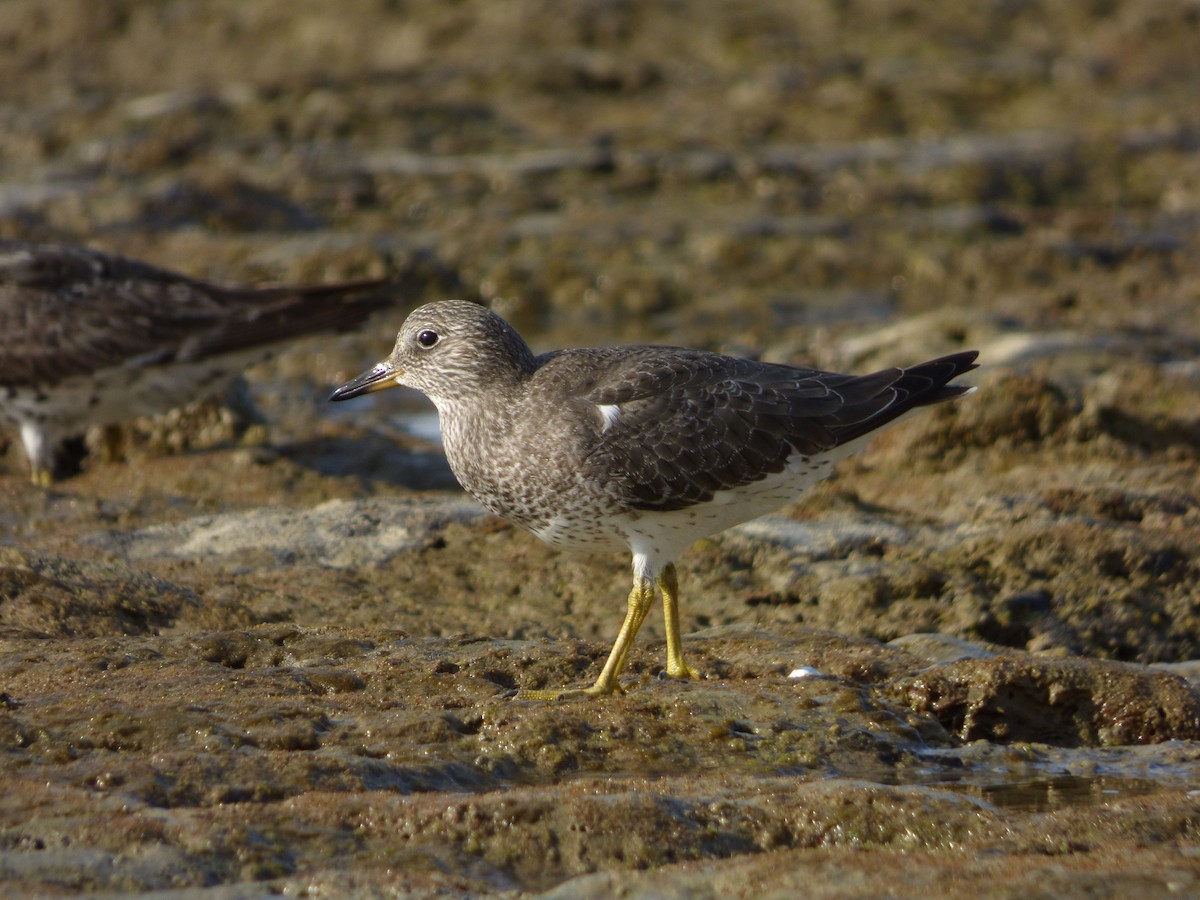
[
  {"left": 331, "top": 300, "right": 978, "bottom": 698},
  {"left": 0, "top": 239, "right": 392, "bottom": 484}
]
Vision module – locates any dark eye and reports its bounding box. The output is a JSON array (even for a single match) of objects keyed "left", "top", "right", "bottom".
[{"left": 416, "top": 329, "right": 439, "bottom": 348}]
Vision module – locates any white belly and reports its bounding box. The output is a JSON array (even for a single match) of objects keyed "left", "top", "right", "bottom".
[{"left": 529, "top": 442, "right": 861, "bottom": 565}]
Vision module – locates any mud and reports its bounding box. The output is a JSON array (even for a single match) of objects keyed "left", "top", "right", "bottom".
[{"left": 2, "top": 1, "right": 1200, "bottom": 896}]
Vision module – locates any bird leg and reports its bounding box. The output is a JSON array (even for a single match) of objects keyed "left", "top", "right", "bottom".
[
  {"left": 20, "top": 423, "right": 57, "bottom": 487},
  {"left": 512, "top": 565, "right": 700, "bottom": 699},
  {"left": 659, "top": 563, "right": 700, "bottom": 681},
  {"left": 593, "top": 575, "right": 655, "bottom": 693},
  {"left": 514, "top": 575, "right": 655, "bottom": 700},
  {"left": 92, "top": 424, "right": 126, "bottom": 464}
]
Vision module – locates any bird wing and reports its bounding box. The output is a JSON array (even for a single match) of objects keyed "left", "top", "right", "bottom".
[
  {"left": 0, "top": 240, "right": 388, "bottom": 387},
  {"left": 552, "top": 348, "right": 871, "bottom": 510},
  {"left": 557, "top": 346, "right": 976, "bottom": 512}
]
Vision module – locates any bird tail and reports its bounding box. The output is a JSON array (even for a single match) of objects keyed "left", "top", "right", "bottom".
[
  {"left": 178, "top": 279, "right": 396, "bottom": 361},
  {"left": 828, "top": 350, "right": 979, "bottom": 446}
]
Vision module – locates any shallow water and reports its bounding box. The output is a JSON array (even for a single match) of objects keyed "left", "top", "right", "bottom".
[{"left": 977, "top": 775, "right": 1158, "bottom": 812}]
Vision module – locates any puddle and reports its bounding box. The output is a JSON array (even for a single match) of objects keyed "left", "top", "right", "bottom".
[
  {"left": 904, "top": 743, "right": 1200, "bottom": 812},
  {"left": 974, "top": 774, "right": 1163, "bottom": 812}
]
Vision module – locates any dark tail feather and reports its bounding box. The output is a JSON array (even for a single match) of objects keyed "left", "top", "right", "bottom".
[
  {"left": 830, "top": 350, "right": 979, "bottom": 445},
  {"left": 226, "top": 277, "right": 393, "bottom": 302},
  {"left": 179, "top": 280, "right": 397, "bottom": 361},
  {"left": 900, "top": 350, "right": 980, "bottom": 406}
]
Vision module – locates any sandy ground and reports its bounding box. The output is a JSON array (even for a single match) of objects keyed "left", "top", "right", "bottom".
[{"left": 2, "top": 1, "right": 1200, "bottom": 896}]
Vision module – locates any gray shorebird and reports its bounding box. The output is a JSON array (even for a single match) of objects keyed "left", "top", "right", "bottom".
[
  {"left": 0, "top": 239, "right": 392, "bottom": 484},
  {"left": 331, "top": 300, "right": 978, "bottom": 698}
]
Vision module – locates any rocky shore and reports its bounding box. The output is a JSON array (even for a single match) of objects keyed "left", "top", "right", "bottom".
[{"left": 3, "top": 1, "right": 1199, "bottom": 895}]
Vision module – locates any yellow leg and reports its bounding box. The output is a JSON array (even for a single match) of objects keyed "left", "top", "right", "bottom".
[
  {"left": 20, "top": 425, "right": 57, "bottom": 486},
  {"left": 97, "top": 424, "right": 125, "bottom": 464},
  {"left": 515, "top": 576, "right": 655, "bottom": 700},
  {"left": 599, "top": 576, "right": 655, "bottom": 692},
  {"left": 660, "top": 563, "right": 700, "bottom": 681}
]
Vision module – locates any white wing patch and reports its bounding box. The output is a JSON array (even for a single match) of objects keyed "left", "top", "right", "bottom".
[{"left": 596, "top": 403, "right": 622, "bottom": 432}]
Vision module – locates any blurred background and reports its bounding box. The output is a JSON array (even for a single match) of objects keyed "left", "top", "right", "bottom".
[{"left": 3, "top": 0, "right": 1197, "bottom": 354}]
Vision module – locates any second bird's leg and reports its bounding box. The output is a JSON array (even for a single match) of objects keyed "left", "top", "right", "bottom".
[
  {"left": 92, "top": 424, "right": 126, "bottom": 464},
  {"left": 660, "top": 563, "right": 700, "bottom": 680}
]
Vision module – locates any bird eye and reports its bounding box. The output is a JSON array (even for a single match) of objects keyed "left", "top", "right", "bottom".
[{"left": 416, "top": 329, "right": 440, "bottom": 348}]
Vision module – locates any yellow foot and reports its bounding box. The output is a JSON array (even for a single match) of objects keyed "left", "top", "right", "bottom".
[
  {"left": 509, "top": 681, "right": 626, "bottom": 701},
  {"left": 663, "top": 660, "right": 702, "bottom": 681},
  {"left": 30, "top": 466, "right": 54, "bottom": 487}
]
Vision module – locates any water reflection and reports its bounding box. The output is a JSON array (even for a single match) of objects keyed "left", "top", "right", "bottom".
[{"left": 976, "top": 774, "right": 1159, "bottom": 812}]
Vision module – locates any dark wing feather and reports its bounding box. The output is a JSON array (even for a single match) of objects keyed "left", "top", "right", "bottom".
[
  {"left": 0, "top": 239, "right": 390, "bottom": 387},
  {"left": 561, "top": 346, "right": 978, "bottom": 511}
]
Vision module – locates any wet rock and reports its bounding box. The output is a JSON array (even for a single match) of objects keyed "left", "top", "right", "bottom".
[
  {"left": 1154, "top": 659, "right": 1200, "bottom": 688},
  {"left": 529, "top": 49, "right": 662, "bottom": 94},
  {"left": 730, "top": 513, "right": 913, "bottom": 559},
  {"left": 536, "top": 834, "right": 1200, "bottom": 900},
  {"left": 888, "top": 632, "right": 997, "bottom": 665},
  {"left": 0, "top": 547, "right": 200, "bottom": 638},
  {"left": 2, "top": 623, "right": 1200, "bottom": 895},
  {"left": 100, "top": 496, "right": 484, "bottom": 570},
  {"left": 892, "top": 653, "right": 1200, "bottom": 747},
  {"left": 131, "top": 177, "right": 326, "bottom": 232},
  {"left": 913, "top": 369, "right": 1077, "bottom": 454}
]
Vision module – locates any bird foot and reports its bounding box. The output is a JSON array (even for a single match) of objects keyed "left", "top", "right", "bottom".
[
  {"left": 508, "top": 681, "right": 627, "bottom": 701},
  {"left": 662, "top": 661, "right": 702, "bottom": 681}
]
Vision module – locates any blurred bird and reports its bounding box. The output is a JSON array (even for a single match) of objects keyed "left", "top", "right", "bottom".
[{"left": 0, "top": 238, "right": 392, "bottom": 483}]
